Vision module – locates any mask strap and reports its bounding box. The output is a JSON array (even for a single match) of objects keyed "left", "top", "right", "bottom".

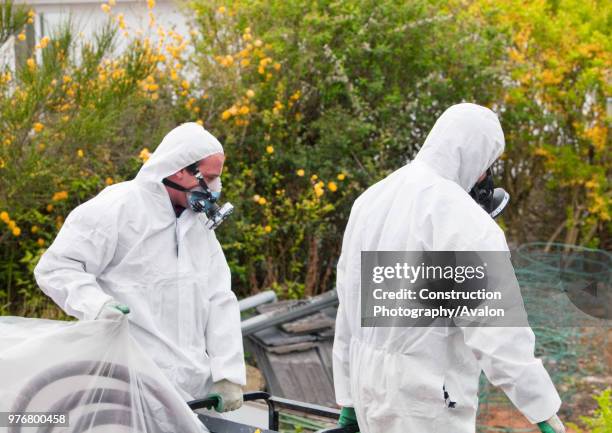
[{"left": 162, "top": 178, "right": 189, "bottom": 192}]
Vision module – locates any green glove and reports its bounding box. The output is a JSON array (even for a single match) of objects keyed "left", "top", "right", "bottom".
[
  {"left": 114, "top": 304, "right": 130, "bottom": 314},
  {"left": 206, "top": 380, "right": 243, "bottom": 412},
  {"left": 338, "top": 406, "right": 359, "bottom": 429},
  {"left": 204, "top": 393, "right": 224, "bottom": 412},
  {"left": 538, "top": 422, "right": 556, "bottom": 433},
  {"left": 96, "top": 301, "right": 130, "bottom": 320},
  {"left": 538, "top": 414, "right": 565, "bottom": 433}
]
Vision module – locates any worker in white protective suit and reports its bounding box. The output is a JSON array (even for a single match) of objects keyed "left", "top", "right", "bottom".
[
  {"left": 35, "top": 123, "right": 246, "bottom": 411},
  {"left": 332, "top": 104, "right": 565, "bottom": 433}
]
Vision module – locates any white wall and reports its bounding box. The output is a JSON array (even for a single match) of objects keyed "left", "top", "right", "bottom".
[{"left": 13, "top": 0, "right": 192, "bottom": 55}]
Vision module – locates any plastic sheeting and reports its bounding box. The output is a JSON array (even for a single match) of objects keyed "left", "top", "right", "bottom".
[{"left": 0, "top": 316, "right": 209, "bottom": 433}]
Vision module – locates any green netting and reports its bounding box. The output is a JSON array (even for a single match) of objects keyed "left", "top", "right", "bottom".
[{"left": 477, "top": 243, "right": 611, "bottom": 432}]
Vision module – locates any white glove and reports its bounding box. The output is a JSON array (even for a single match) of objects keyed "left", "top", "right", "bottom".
[
  {"left": 539, "top": 414, "right": 565, "bottom": 433},
  {"left": 95, "top": 300, "right": 130, "bottom": 320},
  {"left": 208, "top": 379, "right": 243, "bottom": 412}
]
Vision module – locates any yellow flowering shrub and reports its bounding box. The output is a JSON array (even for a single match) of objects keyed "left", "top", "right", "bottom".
[{"left": 0, "top": 0, "right": 608, "bottom": 319}]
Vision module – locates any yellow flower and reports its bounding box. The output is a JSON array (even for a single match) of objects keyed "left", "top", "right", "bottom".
[
  {"left": 46, "top": 204, "right": 54, "bottom": 212},
  {"left": 272, "top": 100, "right": 284, "bottom": 113},
  {"left": 196, "top": 119, "right": 204, "bottom": 126},
  {"left": 314, "top": 184, "right": 324, "bottom": 197},
  {"left": 254, "top": 39, "right": 263, "bottom": 47},
  {"left": 101, "top": 3, "right": 111, "bottom": 13},
  {"left": 31, "top": 225, "right": 39, "bottom": 234},
  {"left": 116, "top": 13, "right": 126, "bottom": 29},
  {"left": 217, "top": 6, "right": 226, "bottom": 13},
  {"left": 337, "top": 173, "right": 346, "bottom": 180},
  {"left": 12, "top": 227, "right": 21, "bottom": 237},
  {"left": 264, "top": 225, "right": 272, "bottom": 233},
  {"left": 246, "top": 89, "right": 255, "bottom": 98},
  {"left": 310, "top": 174, "right": 318, "bottom": 181},
  {"left": 221, "top": 110, "right": 232, "bottom": 120},
  {"left": 8, "top": 220, "right": 16, "bottom": 230},
  {"left": 26, "top": 58, "right": 36, "bottom": 69},
  {"left": 273, "top": 62, "right": 281, "bottom": 71},
  {"left": 240, "top": 59, "right": 250, "bottom": 67},
  {"left": 0, "top": 211, "right": 9, "bottom": 223},
  {"left": 139, "top": 148, "right": 151, "bottom": 162},
  {"left": 296, "top": 169, "right": 305, "bottom": 177},
  {"left": 77, "top": 149, "right": 84, "bottom": 158},
  {"left": 540, "top": 69, "right": 561, "bottom": 86},
  {"left": 52, "top": 191, "right": 68, "bottom": 201},
  {"left": 105, "top": 177, "right": 114, "bottom": 185},
  {"left": 147, "top": 0, "right": 155, "bottom": 9},
  {"left": 33, "top": 122, "right": 44, "bottom": 133},
  {"left": 18, "top": 33, "right": 26, "bottom": 41},
  {"left": 258, "top": 197, "right": 267, "bottom": 205},
  {"left": 39, "top": 36, "right": 50, "bottom": 48},
  {"left": 37, "top": 238, "right": 45, "bottom": 247},
  {"left": 266, "top": 145, "right": 274, "bottom": 154},
  {"left": 180, "top": 80, "right": 190, "bottom": 90},
  {"left": 328, "top": 181, "right": 338, "bottom": 192}
]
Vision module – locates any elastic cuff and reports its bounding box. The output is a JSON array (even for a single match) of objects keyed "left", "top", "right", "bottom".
[{"left": 338, "top": 406, "right": 357, "bottom": 426}]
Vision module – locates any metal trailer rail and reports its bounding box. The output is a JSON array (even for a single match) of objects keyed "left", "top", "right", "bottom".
[
  {"left": 238, "top": 291, "right": 278, "bottom": 312},
  {"left": 188, "top": 392, "right": 358, "bottom": 433},
  {"left": 240, "top": 290, "right": 339, "bottom": 337}
]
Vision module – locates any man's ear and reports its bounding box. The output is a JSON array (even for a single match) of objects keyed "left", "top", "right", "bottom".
[{"left": 173, "top": 168, "right": 188, "bottom": 179}]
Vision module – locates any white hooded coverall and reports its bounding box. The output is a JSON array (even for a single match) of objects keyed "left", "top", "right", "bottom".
[
  {"left": 35, "top": 123, "right": 246, "bottom": 400},
  {"left": 332, "top": 104, "right": 561, "bottom": 433}
]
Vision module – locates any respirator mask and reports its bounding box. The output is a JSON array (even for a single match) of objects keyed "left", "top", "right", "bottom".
[
  {"left": 469, "top": 168, "right": 510, "bottom": 219},
  {"left": 163, "top": 164, "right": 234, "bottom": 230}
]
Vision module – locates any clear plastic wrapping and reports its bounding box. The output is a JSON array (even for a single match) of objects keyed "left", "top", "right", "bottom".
[{"left": 0, "top": 316, "right": 208, "bottom": 433}]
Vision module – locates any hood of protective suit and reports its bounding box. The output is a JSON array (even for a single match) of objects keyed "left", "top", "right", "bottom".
[
  {"left": 136, "top": 122, "right": 224, "bottom": 183},
  {"left": 332, "top": 103, "right": 561, "bottom": 433},
  {"left": 34, "top": 122, "right": 246, "bottom": 401},
  {"left": 414, "top": 103, "right": 505, "bottom": 191}
]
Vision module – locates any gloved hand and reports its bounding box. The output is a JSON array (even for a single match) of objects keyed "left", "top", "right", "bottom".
[
  {"left": 207, "top": 379, "right": 243, "bottom": 412},
  {"left": 538, "top": 414, "right": 565, "bottom": 433},
  {"left": 338, "top": 406, "right": 360, "bottom": 431},
  {"left": 95, "top": 300, "right": 130, "bottom": 320}
]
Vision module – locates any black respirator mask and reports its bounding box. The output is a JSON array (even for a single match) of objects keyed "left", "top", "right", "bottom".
[
  {"left": 469, "top": 169, "right": 510, "bottom": 219},
  {"left": 163, "top": 164, "right": 234, "bottom": 230}
]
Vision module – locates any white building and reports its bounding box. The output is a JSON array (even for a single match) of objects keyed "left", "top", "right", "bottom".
[{"left": 3, "top": 0, "right": 192, "bottom": 70}]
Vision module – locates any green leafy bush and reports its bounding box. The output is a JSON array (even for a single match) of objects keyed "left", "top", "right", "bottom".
[
  {"left": 567, "top": 388, "right": 612, "bottom": 433},
  {"left": 0, "top": 0, "right": 609, "bottom": 317}
]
